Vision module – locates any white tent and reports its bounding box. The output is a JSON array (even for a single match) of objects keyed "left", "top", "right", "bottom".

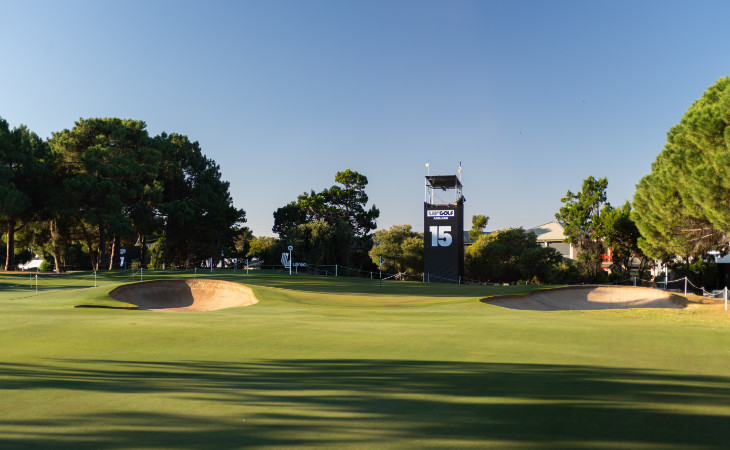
[{"left": 18, "top": 258, "right": 43, "bottom": 271}]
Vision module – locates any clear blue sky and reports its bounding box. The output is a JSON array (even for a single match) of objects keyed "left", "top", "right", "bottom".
[{"left": 2, "top": 0, "right": 729, "bottom": 237}]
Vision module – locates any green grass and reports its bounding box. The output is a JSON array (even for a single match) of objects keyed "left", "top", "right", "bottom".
[{"left": 1, "top": 270, "right": 730, "bottom": 448}]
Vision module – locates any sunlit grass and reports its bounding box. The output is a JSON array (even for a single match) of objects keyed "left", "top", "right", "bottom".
[{"left": 1, "top": 270, "right": 729, "bottom": 448}]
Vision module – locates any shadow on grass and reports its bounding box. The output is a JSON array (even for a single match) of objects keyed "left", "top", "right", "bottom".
[{"left": 1, "top": 359, "right": 729, "bottom": 448}]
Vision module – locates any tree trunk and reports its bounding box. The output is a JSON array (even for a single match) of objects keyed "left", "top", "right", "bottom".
[
  {"left": 79, "top": 221, "right": 98, "bottom": 271},
  {"left": 108, "top": 235, "right": 115, "bottom": 270},
  {"left": 217, "top": 235, "right": 224, "bottom": 269},
  {"left": 87, "top": 237, "right": 98, "bottom": 271},
  {"left": 109, "top": 235, "right": 121, "bottom": 270},
  {"left": 5, "top": 218, "right": 15, "bottom": 271},
  {"left": 140, "top": 235, "right": 147, "bottom": 269},
  {"left": 97, "top": 219, "right": 107, "bottom": 271},
  {"left": 49, "top": 219, "right": 64, "bottom": 273},
  {"left": 162, "top": 235, "right": 168, "bottom": 270}
]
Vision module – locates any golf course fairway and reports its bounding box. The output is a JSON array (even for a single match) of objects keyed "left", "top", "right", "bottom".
[{"left": 1, "top": 270, "right": 730, "bottom": 448}]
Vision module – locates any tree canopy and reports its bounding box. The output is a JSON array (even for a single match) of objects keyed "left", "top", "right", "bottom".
[
  {"left": 469, "top": 215, "right": 489, "bottom": 241},
  {"left": 50, "top": 118, "right": 162, "bottom": 270},
  {"left": 465, "top": 227, "right": 562, "bottom": 283},
  {"left": 1, "top": 116, "right": 244, "bottom": 271},
  {"left": 633, "top": 77, "right": 730, "bottom": 261},
  {"left": 555, "top": 176, "right": 609, "bottom": 282},
  {"left": 0, "top": 119, "right": 54, "bottom": 270},
  {"left": 246, "top": 236, "right": 281, "bottom": 265},
  {"left": 368, "top": 224, "right": 423, "bottom": 274},
  {"left": 151, "top": 132, "right": 245, "bottom": 268},
  {"left": 599, "top": 201, "right": 651, "bottom": 278},
  {"left": 273, "top": 169, "right": 379, "bottom": 267}
]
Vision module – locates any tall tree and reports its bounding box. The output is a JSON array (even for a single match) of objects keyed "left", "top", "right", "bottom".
[
  {"left": 273, "top": 169, "right": 379, "bottom": 267},
  {"left": 152, "top": 132, "right": 245, "bottom": 268},
  {"left": 368, "top": 224, "right": 423, "bottom": 274},
  {"left": 556, "top": 176, "right": 609, "bottom": 282},
  {"left": 469, "top": 215, "right": 489, "bottom": 241},
  {"left": 152, "top": 132, "right": 197, "bottom": 268},
  {"left": 634, "top": 77, "right": 730, "bottom": 261},
  {"left": 50, "top": 118, "right": 161, "bottom": 270},
  {"left": 599, "top": 201, "right": 652, "bottom": 278},
  {"left": 0, "top": 119, "right": 53, "bottom": 270}
]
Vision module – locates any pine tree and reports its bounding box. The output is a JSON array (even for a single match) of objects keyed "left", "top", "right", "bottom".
[{"left": 633, "top": 77, "right": 730, "bottom": 260}]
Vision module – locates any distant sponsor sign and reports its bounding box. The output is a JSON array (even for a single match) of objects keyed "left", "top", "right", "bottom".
[
  {"left": 427, "top": 210, "right": 455, "bottom": 221},
  {"left": 427, "top": 210, "right": 455, "bottom": 217}
]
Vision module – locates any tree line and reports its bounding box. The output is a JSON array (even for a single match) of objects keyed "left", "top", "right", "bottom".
[
  {"left": 255, "top": 77, "right": 730, "bottom": 285},
  {"left": 5, "top": 77, "right": 728, "bottom": 283},
  {"left": 0, "top": 117, "right": 245, "bottom": 272},
  {"left": 367, "top": 177, "right": 650, "bottom": 285}
]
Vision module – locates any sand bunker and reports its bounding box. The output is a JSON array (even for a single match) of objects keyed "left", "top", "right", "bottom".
[
  {"left": 483, "top": 286, "right": 686, "bottom": 311},
  {"left": 108, "top": 279, "right": 258, "bottom": 312}
]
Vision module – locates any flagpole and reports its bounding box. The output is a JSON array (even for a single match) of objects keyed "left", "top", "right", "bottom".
[{"left": 425, "top": 161, "right": 430, "bottom": 203}]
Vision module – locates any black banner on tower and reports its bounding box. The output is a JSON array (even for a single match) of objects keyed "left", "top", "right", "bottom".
[{"left": 423, "top": 202, "right": 464, "bottom": 282}]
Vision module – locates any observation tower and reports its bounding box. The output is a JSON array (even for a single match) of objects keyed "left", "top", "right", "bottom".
[{"left": 424, "top": 173, "right": 465, "bottom": 282}]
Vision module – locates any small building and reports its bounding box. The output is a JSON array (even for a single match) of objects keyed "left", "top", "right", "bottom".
[
  {"left": 464, "top": 221, "right": 575, "bottom": 261},
  {"left": 527, "top": 222, "right": 575, "bottom": 260},
  {"left": 716, "top": 253, "right": 730, "bottom": 288}
]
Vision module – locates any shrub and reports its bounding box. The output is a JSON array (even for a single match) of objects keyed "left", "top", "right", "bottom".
[{"left": 546, "top": 260, "right": 581, "bottom": 284}]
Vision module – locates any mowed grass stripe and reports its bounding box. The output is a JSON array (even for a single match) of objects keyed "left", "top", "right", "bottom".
[{"left": 1, "top": 271, "right": 729, "bottom": 448}]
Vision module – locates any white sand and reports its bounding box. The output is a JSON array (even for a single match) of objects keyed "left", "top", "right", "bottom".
[
  {"left": 108, "top": 279, "right": 258, "bottom": 312},
  {"left": 484, "top": 286, "right": 686, "bottom": 311}
]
